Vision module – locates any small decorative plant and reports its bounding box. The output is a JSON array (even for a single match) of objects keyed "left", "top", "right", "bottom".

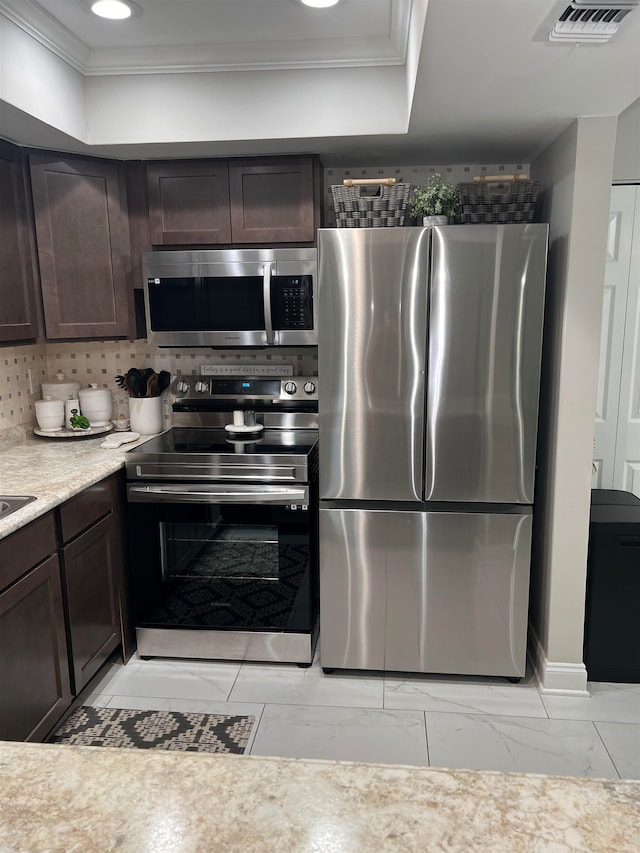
[{"left": 407, "top": 174, "right": 459, "bottom": 221}]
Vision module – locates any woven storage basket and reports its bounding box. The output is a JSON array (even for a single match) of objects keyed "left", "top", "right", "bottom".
[
  {"left": 331, "top": 181, "right": 410, "bottom": 228},
  {"left": 455, "top": 179, "right": 541, "bottom": 224}
]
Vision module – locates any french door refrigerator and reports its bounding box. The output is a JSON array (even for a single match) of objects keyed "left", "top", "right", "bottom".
[{"left": 318, "top": 224, "right": 548, "bottom": 678}]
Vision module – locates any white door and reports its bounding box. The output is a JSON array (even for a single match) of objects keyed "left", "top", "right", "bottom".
[
  {"left": 593, "top": 185, "right": 640, "bottom": 490},
  {"left": 612, "top": 186, "right": 640, "bottom": 495}
]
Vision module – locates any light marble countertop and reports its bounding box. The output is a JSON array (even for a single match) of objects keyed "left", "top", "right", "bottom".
[
  {"left": 0, "top": 742, "right": 638, "bottom": 852},
  {"left": 0, "top": 432, "right": 153, "bottom": 541}
]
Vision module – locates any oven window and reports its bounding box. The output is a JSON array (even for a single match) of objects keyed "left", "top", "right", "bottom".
[
  {"left": 161, "top": 521, "right": 280, "bottom": 582},
  {"left": 130, "top": 501, "right": 314, "bottom": 633}
]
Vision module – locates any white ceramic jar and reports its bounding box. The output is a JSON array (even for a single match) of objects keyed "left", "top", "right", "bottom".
[
  {"left": 34, "top": 396, "right": 65, "bottom": 432},
  {"left": 78, "top": 384, "right": 112, "bottom": 427},
  {"left": 41, "top": 371, "right": 81, "bottom": 403}
]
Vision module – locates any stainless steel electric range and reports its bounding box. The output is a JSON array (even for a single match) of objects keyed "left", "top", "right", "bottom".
[{"left": 125, "top": 375, "right": 319, "bottom": 665}]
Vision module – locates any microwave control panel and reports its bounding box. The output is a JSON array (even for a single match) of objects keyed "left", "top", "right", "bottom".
[{"left": 272, "top": 276, "right": 313, "bottom": 330}]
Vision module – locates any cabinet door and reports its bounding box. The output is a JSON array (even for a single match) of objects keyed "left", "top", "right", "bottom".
[
  {"left": 29, "top": 153, "right": 133, "bottom": 339},
  {"left": 0, "top": 141, "right": 38, "bottom": 342},
  {"left": 146, "top": 160, "right": 232, "bottom": 245},
  {"left": 62, "top": 514, "right": 121, "bottom": 694},
  {"left": 229, "top": 157, "right": 316, "bottom": 243},
  {"left": 0, "top": 554, "right": 72, "bottom": 742}
]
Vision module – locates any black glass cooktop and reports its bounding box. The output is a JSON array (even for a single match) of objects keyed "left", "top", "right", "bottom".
[{"left": 130, "top": 428, "right": 318, "bottom": 456}]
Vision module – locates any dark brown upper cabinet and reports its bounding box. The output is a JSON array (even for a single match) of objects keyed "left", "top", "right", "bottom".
[
  {"left": 146, "top": 159, "right": 232, "bottom": 245},
  {"left": 143, "top": 155, "right": 320, "bottom": 248},
  {"left": 29, "top": 152, "right": 133, "bottom": 339},
  {"left": 229, "top": 157, "right": 317, "bottom": 244},
  {"left": 0, "top": 141, "right": 39, "bottom": 343}
]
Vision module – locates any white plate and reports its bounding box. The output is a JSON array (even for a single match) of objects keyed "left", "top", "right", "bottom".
[{"left": 34, "top": 424, "right": 114, "bottom": 439}]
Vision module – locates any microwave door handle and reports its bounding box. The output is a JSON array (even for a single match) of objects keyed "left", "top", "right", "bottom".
[{"left": 263, "top": 264, "right": 274, "bottom": 345}]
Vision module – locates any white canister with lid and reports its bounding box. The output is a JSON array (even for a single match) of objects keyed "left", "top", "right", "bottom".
[
  {"left": 41, "top": 372, "right": 81, "bottom": 403},
  {"left": 78, "top": 384, "right": 112, "bottom": 427}
]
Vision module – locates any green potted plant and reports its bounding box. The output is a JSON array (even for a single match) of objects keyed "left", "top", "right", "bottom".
[{"left": 407, "top": 174, "right": 459, "bottom": 226}]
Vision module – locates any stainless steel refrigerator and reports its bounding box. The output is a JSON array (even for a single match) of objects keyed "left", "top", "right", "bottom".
[{"left": 318, "top": 224, "right": 548, "bottom": 678}]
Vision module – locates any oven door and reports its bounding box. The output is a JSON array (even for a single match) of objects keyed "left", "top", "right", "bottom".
[{"left": 127, "top": 483, "right": 317, "bottom": 640}]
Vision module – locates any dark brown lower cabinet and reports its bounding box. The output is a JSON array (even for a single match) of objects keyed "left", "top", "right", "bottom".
[
  {"left": 61, "top": 513, "right": 121, "bottom": 694},
  {"left": 0, "top": 471, "right": 135, "bottom": 743},
  {"left": 0, "top": 553, "right": 72, "bottom": 742}
]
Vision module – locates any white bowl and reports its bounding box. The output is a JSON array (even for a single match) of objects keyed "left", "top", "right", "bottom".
[{"left": 35, "top": 397, "right": 65, "bottom": 431}]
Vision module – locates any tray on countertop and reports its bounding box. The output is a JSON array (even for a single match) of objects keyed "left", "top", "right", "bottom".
[{"left": 34, "top": 424, "right": 114, "bottom": 440}]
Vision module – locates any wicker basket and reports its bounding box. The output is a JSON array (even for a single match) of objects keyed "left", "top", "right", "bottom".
[
  {"left": 331, "top": 179, "right": 410, "bottom": 228},
  {"left": 455, "top": 178, "right": 541, "bottom": 225}
]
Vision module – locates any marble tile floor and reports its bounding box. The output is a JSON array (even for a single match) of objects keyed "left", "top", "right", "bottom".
[{"left": 75, "top": 652, "right": 640, "bottom": 780}]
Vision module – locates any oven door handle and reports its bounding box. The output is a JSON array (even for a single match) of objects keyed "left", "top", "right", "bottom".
[{"left": 127, "top": 485, "right": 308, "bottom": 505}]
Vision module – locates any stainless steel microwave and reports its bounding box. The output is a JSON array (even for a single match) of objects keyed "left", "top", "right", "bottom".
[{"left": 142, "top": 248, "right": 317, "bottom": 347}]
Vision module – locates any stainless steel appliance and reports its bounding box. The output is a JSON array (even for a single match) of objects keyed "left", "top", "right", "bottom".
[
  {"left": 318, "top": 224, "right": 548, "bottom": 678},
  {"left": 125, "top": 375, "right": 319, "bottom": 663},
  {"left": 143, "top": 248, "right": 317, "bottom": 348}
]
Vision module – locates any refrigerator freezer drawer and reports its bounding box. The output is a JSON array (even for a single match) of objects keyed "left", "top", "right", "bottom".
[{"left": 320, "top": 506, "right": 532, "bottom": 677}]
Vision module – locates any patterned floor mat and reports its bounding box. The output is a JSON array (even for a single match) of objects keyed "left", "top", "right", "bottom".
[{"left": 49, "top": 706, "right": 254, "bottom": 754}]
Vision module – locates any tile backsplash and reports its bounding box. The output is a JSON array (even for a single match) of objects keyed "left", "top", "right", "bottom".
[
  {"left": 0, "top": 345, "right": 47, "bottom": 430},
  {"left": 0, "top": 340, "right": 318, "bottom": 433}
]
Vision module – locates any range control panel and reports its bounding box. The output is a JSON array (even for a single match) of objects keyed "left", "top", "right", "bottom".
[{"left": 172, "top": 375, "right": 318, "bottom": 403}]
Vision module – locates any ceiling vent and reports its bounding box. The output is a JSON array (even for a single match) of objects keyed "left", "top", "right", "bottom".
[{"left": 548, "top": 0, "right": 639, "bottom": 42}]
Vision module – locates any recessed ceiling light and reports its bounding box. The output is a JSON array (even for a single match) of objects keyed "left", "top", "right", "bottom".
[
  {"left": 300, "top": 0, "right": 340, "bottom": 8},
  {"left": 81, "top": 0, "right": 142, "bottom": 20}
]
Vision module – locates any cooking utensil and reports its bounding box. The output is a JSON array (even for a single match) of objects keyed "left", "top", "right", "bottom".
[
  {"left": 126, "top": 368, "right": 143, "bottom": 398},
  {"left": 146, "top": 371, "right": 159, "bottom": 398},
  {"left": 114, "top": 375, "right": 130, "bottom": 393}
]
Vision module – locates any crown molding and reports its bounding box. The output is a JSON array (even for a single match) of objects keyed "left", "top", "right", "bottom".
[
  {"left": 0, "top": 0, "right": 410, "bottom": 76},
  {"left": 0, "top": 0, "right": 90, "bottom": 72}
]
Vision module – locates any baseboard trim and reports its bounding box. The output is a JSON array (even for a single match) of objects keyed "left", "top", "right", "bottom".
[{"left": 528, "top": 625, "right": 590, "bottom": 696}]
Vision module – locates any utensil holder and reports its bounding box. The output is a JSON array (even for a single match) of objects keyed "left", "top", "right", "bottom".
[{"left": 129, "top": 397, "right": 163, "bottom": 435}]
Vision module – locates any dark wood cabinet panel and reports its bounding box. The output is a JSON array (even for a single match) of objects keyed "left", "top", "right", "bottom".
[
  {"left": 146, "top": 160, "right": 232, "bottom": 245},
  {"left": 125, "top": 160, "right": 151, "bottom": 295},
  {"left": 110, "top": 472, "right": 137, "bottom": 664},
  {"left": 59, "top": 476, "right": 113, "bottom": 544},
  {"left": 0, "top": 141, "right": 39, "bottom": 343},
  {"left": 61, "top": 514, "right": 120, "bottom": 694},
  {"left": 229, "top": 157, "right": 317, "bottom": 244},
  {"left": 0, "top": 553, "right": 72, "bottom": 742},
  {"left": 29, "top": 153, "right": 133, "bottom": 339},
  {"left": 0, "top": 512, "right": 58, "bottom": 592}
]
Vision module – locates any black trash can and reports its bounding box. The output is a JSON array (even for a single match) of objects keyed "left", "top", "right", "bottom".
[{"left": 584, "top": 489, "right": 640, "bottom": 682}]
